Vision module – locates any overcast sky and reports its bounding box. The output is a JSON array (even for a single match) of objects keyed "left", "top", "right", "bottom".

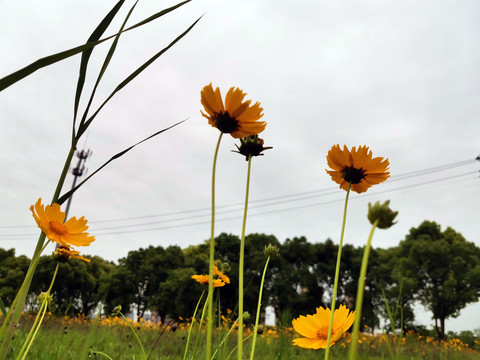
[{"left": 1, "top": 0, "right": 479, "bottom": 332}]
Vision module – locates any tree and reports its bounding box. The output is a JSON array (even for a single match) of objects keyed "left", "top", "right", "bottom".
[
  {"left": 395, "top": 221, "right": 480, "bottom": 339},
  {"left": 0, "top": 248, "right": 30, "bottom": 307}
]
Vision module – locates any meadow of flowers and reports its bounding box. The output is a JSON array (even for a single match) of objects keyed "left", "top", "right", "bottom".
[{"left": 1, "top": 2, "right": 478, "bottom": 360}]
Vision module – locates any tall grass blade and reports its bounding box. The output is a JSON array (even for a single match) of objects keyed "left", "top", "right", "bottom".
[
  {"left": 0, "top": 0, "right": 192, "bottom": 92},
  {"left": 73, "top": 0, "right": 126, "bottom": 133},
  {"left": 0, "top": 297, "right": 6, "bottom": 318},
  {"left": 56, "top": 119, "right": 186, "bottom": 205},
  {"left": 78, "top": 0, "right": 138, "bottom": 131},
  {"left": 77, "top": 16, "right": 202, "bottom": 138}
]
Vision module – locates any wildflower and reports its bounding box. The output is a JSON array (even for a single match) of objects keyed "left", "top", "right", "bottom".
[
  {"left": 213, "top": 265, "right": 231, "bottom": 284},
  {"left": 326, "top": 145, "right": 390, "bottom": 193},
  {"left": 30, "top": 198, "right": 95, "bottom": 247},
  {"left": 201, "top": 83, "right": 265, "bottom": 138},
  {"left": 191, "top": 274, "right": 226, "bottom": 287},
  {"left": 367, "top": 200, "right": 398, "bottom": 229},
  {"left": 54, "top": 244, "right": 90, "bottom": 263},
  {"left": 292, "top": 305, "right": 355, "bottom": 349},
  {"left": 232, "top": 135, "right": 272, "bottom": 160}
]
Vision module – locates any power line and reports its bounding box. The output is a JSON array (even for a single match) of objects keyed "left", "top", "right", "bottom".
[
  {"left": 1, "top": 157, "right": 475, "bottom": 230},
  {"left": 2, "top": 169, "right": 476, "bottom": 240}
]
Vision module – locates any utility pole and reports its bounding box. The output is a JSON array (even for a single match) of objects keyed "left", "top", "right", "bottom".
[{"left": 64, "top": 149, "right": 92, "bottom": 219}]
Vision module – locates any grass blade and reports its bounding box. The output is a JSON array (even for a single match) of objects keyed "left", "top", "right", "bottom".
[
  {"left": 0, "top": 0, "right": 192, "bottom": 92},
  {"left": 77, "top": 15, "right": 201, "bottom": 138},
  {"left": 78, "top": 1, "right": 138, "bottom": 131},
  {"left": 56, "top": 119, "right": 187, "bottom": 205},
  {"left": 0, "top": 297, "right": 6, "bottom": 318},
  {"left": 73, "top": 0, "right": 126, "bottom": 135}
]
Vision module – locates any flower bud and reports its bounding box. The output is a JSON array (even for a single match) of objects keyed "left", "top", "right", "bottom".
[
  {"left": 367, "top": 200, "right": 398, "bottom": 229},
  {"left": 232, "top": 135, "right": 272, "bottom": 161},
  {"left": 112, "top": 305, "right": 122, "bottom": 316},
  {"left": 38, "top": 291, "right": 53, "bottom": 304},
  {"left": 263, "top": 243, "right": 280, "bottom": 258},
  {"left": 242, "top": 311, "right": 251, "bottom": 321}
]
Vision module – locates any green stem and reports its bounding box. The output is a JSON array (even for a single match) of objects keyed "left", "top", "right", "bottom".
[
  {"left": 0, "top": 144, "right": 76, "bottom": 360},
  {"left": 324, "top": 184, "right": 351, "bottom": 360},
  {"left": 250, "top": 255, "right": 270, "bottom": 360},
  {"left": 206, "top": 132, "right": 223, "bottom": 360},
  {"left": 193, "top": 289, "right": 210, "bottom": 356},
  {"left": 90, "top": 351, "right": 114, "bottom": 360},
  {"left": 226, "top": 334, "right": 254, "bottom": 360},
  {"left": 238, "top": 155, "right": 252, "bottom": 360},
  {"left": 348, "top": 219, "right": 378, "bottom": 360},
  {"left": 205, "top": 132, "right": 223, "bottom": 360},
  {"left": 119, "top": 312, "right": 147, "bottom": 360},
  {"left": 17, "top": 262, "right": 60, "bottom": 360},
  {"left": 211, "top": 317, "right": 239, "bottom": 360},
  {"left": 183, "top": 290, "right": 205, "bottom": 360}
]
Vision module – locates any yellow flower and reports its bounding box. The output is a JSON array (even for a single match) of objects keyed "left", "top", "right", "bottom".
[
  {"left": 201, "top": 83, "right": 266, "bottom": 138},
  {"left": 213, "top": 265, "right": 231, "bottom": 284},
  {"left": 292, "top": 305, "right": 355, "bottom": 349},
  {"left": 55, "top": 244, "right": 90, "bottom": 263},
  {"left": 326, "top": 145, "right": 390, "bottom": 193},
  {"left": 30, "top": 198, "right": 95, "bottom": 247},
  {"left": 191, "top": 274, "right": 226, "bottom": 287}
]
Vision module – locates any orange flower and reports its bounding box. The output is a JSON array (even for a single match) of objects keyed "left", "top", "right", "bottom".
[
  {"left": 326, "top": 145, "right": 390, "bottom": 193},
  {"left": 292, "top": 305, "right": 355, "bottom": 349},
  {"left": 191, "top": 274, "right": 226, "bottom": 287},
  {"left": 213, "top": 265, "right": 231, "bottom": 284},
  {"left": 201, "top": 83, "right": 265, "bottom": 138},
  {"left": 30, "top": 198, "right": 95, "bottom": 247},
  {"left": 55, "top": 244, "right": 90, "bottom": 263}
]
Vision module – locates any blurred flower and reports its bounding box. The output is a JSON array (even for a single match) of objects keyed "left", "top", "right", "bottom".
[
  {"left": 191, "top": 274, "right": 226, "bottom": 287},
  {"left": 232, "top": 135, "right": 272, "bottom": 160},
  {"left": 326, "top": 145, "right": 390, "bottom": 193},
  {"left": 54, "top": 244, "right": 90, "bottom": 263},
  {"left": 367, "top": 200, "right": 398, "bottom": 229},
  {"left": 292, "top": 305, "right": 355, "bottom": 349},
  {"left": 201, "top": 83, "right": 266, "bottom": 138},
  {"left": 30, "top": 198, "right": 95, "bottom": 247},
  {"left": 213, "top": 265, "right": 230, "bottom": 284}
]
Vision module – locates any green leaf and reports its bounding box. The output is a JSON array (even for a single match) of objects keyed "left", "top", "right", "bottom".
[
  {"left": 0, "top": 297, "right": 6, "bottom": 318},
  {"left": 73, "top": 0, "right": 126, "bottom": 134},
  {"left": 76, "top": 0, "right": 137, "bottom": 135},
  {"left": 77, "top": 15, "right": 202, "bottom": 138},
  {"left": 56, "top": 119, "right": 187, "bottom": 205},
  {"left": 0, "top": 0, "right": 192, "bottom": 92}
]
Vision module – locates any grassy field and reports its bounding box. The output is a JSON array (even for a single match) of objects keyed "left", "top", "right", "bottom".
[{"left": 3, "top": 314, "right": 478, "bottom": 360}]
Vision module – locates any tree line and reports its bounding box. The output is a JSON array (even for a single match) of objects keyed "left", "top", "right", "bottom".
[{"left": 1, "top": 220, "right": 479, "bottom": 340}]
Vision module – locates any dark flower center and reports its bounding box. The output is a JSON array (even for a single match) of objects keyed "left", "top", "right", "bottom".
[
  {"left": 342, "top": 166, "right": 367, "bottom": 184},
  {"left": 213, "top": 111, "right": 239, "bottom": 133}
]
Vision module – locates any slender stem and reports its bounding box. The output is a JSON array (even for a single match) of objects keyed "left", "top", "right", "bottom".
[
  {"left": 226, "top": 334, "right": 254, "bottom": 360},
  {"left": 348, "top": 219, "right": 379, "bottom": 360},
  {"left": 206, "top": 132, "right": 223, "bottom": 360},
  {"left": 91, "top": 351, "right": 114, "bottom": 360},
  {"left": 324, "top": 184, "right": 351, "bottom": 360},
  {"left": 238, "top": 155, "right": 252, "bottom": 360},
  {"left": 0, "top": 241, "right": 49, "bottom": 338},
  {"left": 211, "top": 317, "right": 239, "bottom": 360},
  {"left": 17, "top": 262, "right": 60, "bottom": 360},
  {"left": 193, "top": 290, "right": 210, "bottom": 356},
  {"left": 250, "top": 255, "right": 270, "bottom": 360},
  {"left": 183, "top": 290, "right": 205, "bottom": 360},
  {"left": 0, "top": 144, "right": 76, "bottom": 360},
  {"left": 119, "top": 312, "right": 147, "bottom": 360}
]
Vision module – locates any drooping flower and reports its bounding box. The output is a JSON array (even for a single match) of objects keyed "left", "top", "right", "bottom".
[
  {"left": 232, "top": 135, "right": 272, "bottom": 161},
  {"left": 201, "top": 83, "right": 266, "bottom": 138},
  {"left": 213, "top": 265, "right": 231, "bottom": 284},
  {"left": 292, "top": 305, "right": 355, "bottom": 349},
  {"left": 30, "top": 198, "right": 95, "bottom": 247},
  {"left": 54, "top": 244, "right": 90, "bottom": 263},
  {"left": 191, "top": 274, "right": 226, "bottom": 287},
  {"left": 326, "top": 145, "right": 390, "bottom": 193}
]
